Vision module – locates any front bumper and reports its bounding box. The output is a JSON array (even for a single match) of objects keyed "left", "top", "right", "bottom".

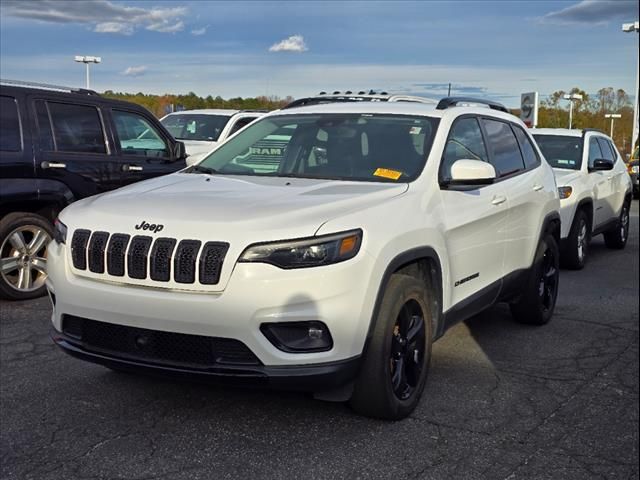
[
  {"left": 52, "top": 329, "right": 360, "bottom": 391},
  {"left": 46, "top": 239, "right": 377, "bottom": 368}
]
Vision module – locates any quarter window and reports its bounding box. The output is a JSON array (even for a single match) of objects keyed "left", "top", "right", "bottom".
[
  {"left": 113, "top": 110, "right": 169, "bottom": 158},
  {"left": 47, "top": 102, "right": 106, "bottom": 154},
  {"left": 588, "top": 137, "right": 603, "bottom": 169},
  {"left": 441, "top": 117, "right": 488, "bottom": 181},
  {"left": 0, "top": 96, "right": 21, "bottom": 152},
  {"left": 481, "top": 119, "right": 525, "bottom": 177},
  {"left": 512, "top": 126, "right": 540, "bottom": 169}
]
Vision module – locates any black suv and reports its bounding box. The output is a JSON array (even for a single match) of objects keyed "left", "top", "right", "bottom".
[{"left": 0, "top": 80, "right": 187, "bottom": 300}]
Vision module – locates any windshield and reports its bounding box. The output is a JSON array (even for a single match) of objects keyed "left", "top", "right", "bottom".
[
  {"left": 533, "top": 134, "right": 583, "bottom": 170},
  {"left": 161, "top": 114, "right": 231, "bottom": 142},
  {"left": 195, "top": 113, "right": 439, "bottom": 182}
]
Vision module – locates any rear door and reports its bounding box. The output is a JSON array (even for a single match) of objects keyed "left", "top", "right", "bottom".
[
  {"left": 109, "top": 108, "right": 182, "bottom": 185},
  {"left": 481, "top": 118, "right": 546, "bottom": 275},
  {"left": 0, "top": 92, "right": 35, "bottom": 203},
  {"left": 439, "top": 116, "right": 508, "bottom": 309},
  {"left": 31, "top": 97, "right": 122, "bottom": 197},
  {"left": 586, "top": 136, "right": 613, "bottom": 227}
]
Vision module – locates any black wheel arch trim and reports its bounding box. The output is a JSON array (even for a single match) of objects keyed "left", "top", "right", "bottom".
[{"left": 362, "top": 247, "right": 444, "bottom": 358}]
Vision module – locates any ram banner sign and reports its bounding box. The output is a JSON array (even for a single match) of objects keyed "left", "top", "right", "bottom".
[{"left": 520, "top": 92, "right": 539, "bottom": 128}]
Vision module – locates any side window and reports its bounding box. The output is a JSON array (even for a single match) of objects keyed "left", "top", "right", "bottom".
[
  {"left": 481, "top": 118, "right": 525, "bottom": 177},
  {"left": 441, "top": 117, "right": 488, "bottom": 181},
  {"left": 47, "top": 102, "right": 107, "bottom": 154},
  {"left": 0, "top": 96, "right": 22, "bottom": 152},
  {"left": 596, "top": 138, "right": 614, "bottom": 162},
  {"left": 587, "top": 137, "right": 603, "bottom": 169},
  {"left": 34, "top": 101, "right": 55, "bottom": 151},
  {"left": 112, "top": 110, "right": 169, "bottom": 158},
  {"left": 228, "top": 117, "right": 256, "bottom": 136},
  {"left": 512, "top": 125, "right": 540, "bottom": 169}
]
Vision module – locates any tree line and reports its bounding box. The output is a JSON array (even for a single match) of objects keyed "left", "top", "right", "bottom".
[{"left": 102, "top": 86, "right": 636, "bottom": 157}]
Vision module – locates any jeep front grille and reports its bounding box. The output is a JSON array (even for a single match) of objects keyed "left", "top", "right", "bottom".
[{"left": 71, "top": 230, "right": 229, "bottom": 286}]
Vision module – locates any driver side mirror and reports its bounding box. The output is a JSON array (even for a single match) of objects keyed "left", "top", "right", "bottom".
[
  {"left": 446, "top": 159, "right": 497, "bottom": 186},
  {"left": 589, "top": 158, "right": 614, "bottom": 172},
  {"left": 173, "top": 141, "right": 187, "bottom": 161}
]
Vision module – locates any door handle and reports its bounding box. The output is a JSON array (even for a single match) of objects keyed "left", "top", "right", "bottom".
[
  {"left": 122, "top": 164, "right": 143, "bottom": 172},
  {"left": 532, "top": 184, "right": 544, "bottom": 191},
  {"left": 41, "top": 161, "right": 66, "bottom": 169},
  {"left": 492, "top": 195, "right": 507, "bottom": 205}
]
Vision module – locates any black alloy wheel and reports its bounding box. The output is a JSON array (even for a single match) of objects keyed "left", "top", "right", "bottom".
[{"left": 389, "top": 299, "right": 426, "bottom": 401}]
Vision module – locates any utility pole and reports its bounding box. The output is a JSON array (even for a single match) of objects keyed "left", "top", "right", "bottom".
[
  {"left": 563, "top": 93, "right": 583, "bottom": 129},
  {"left": 605, "top": 113, "right": 622, "bottom": 138},
  {"left": 74, "top": 55, "right": 101, "bottom": 89}
]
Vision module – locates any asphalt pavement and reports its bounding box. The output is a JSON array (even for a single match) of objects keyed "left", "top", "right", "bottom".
[{"left": 1, "top": 202, "right": 638, "bottom": 480}]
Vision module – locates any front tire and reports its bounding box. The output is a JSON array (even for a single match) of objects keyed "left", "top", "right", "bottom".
[
  {"left": 603, "top": 202, "right": 630, "bottom": 249},
  {"left": 562, "top": 209, "right": 590, "bottom": 270},
  {"left": 0, "top": 213, "right": 53, "bottom": 301},
  {"left": 510, "top": 234, "right": 560, "bottom": 325},
  {"left": 350, "top": 274, "right": 433, "bottom": 420}
]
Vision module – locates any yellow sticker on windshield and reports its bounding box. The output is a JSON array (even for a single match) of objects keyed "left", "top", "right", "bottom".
[{"left": 374, "top": 168, "right": 402, "bottom": 180}]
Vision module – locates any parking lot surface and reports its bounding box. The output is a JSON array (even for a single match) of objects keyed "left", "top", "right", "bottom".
[{"left": 1, "top": 202, "right": 638, "bottom": 480}]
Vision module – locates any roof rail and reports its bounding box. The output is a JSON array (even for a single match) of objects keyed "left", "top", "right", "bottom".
[
  {"left": 0, "top": 78, "right": 99, "bottom": 96},
  {"left": 436, "top": 97, "right": 509, "bottom": 113},
  {"left": 284, "top": 92, "right": 437, "bottom": 109}
]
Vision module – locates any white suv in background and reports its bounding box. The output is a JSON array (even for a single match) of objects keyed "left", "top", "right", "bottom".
[
  {"left": 533, "top": 128, "right": 632, "bottom": 269},
  {"left": 48, "top": 98, "right": 560, "bottom": 420},
  {"left": 161, "top": 109, "right": 265, "bottom": 165}
]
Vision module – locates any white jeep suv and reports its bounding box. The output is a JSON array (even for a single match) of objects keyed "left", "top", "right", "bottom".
[
  {"left": 532, "top": 128, "right": 632, "bottom": 269},
  {"left": 48, "top": 98, "right": 561, "bottom": 420},
  {"left": 161, "top": 109, "right": 265, "bottom": 166}
]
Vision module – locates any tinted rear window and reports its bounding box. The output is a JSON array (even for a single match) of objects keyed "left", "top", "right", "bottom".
[
  {"left": 533, "top": 134, "right": 582, "bottom": 170},
  {"left": 482, "top": 119, "right": 525, "bottom": 176},
  {"left": 48, "top": 102, "right": 106, "bottom": 154},
  {"left": 0, "top": 96, "right": 22, "bottom": 151}
]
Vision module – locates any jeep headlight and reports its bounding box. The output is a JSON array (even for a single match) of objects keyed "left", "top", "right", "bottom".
[
  {"left": 239, "top": 230, "right": 362, "bottom": 269},
  {"left": 558, "top": 186, "right": 573, "bottom": 200},
  {"left": 53, "top": 219, "right": 68, "bottom": 244}
]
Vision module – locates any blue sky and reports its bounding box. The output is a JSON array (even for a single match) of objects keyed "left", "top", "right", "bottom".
[{"left": 0, "top": 0, "right": 638, "bottom": 107}]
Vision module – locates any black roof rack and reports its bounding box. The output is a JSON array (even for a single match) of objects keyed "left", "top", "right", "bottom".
[
  {"left": 0, "top": 78, "right": 99, "bottom": 96},
  {"left": 436, "top": 97, "right": 508, "bottom": 113}
]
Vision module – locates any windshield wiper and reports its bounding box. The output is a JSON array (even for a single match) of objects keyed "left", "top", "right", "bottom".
[{"left": 190, "top": 165, "right": 218, "bottom": 175}]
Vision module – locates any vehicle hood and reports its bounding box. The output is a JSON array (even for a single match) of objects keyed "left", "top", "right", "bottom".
[
  {"left": 61, "top": 173, "right": 407, "bottom": 291},
  {"left": 553, "top": 168, "right": 582, "bottom": 186}
]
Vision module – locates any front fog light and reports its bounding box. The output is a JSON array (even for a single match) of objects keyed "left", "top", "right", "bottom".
[{"left": 261, "top": 321, "right": 333, "bottom": 353}]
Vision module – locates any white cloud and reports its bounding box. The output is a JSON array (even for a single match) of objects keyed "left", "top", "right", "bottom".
[
  {"left": 146, "top": 20, "right": 184, "bottom": 33},
  {"left": 3, "top": 0, "right": 187, "bottom": 35},
  {"left": 191, "top": 25, "right": 208, "bottom": 36},
  {"left": 540, "top": 0, "right": 638, "bottom": 25},
  {"left": 269, "top": 34, "right": 308, "bottom": 53},
  {"left": 121, "top": 65, "right": 148, "bottom": 77},
  {"left": 94, "top": 22, "right": 134, "bottom": 35}
]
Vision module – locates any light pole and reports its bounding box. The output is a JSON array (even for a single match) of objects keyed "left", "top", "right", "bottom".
[
  {"left": 74, "top": 55, "right": 101, "bottom": 89},
  {"left": 563, "top": 93, "right": 583, "bottom": 129},
  {"left": 605, "top": 113, "right": 622, "bottom": 138},
  {"left": 622, "top": 21, "right": 639, "bottom": 154}
]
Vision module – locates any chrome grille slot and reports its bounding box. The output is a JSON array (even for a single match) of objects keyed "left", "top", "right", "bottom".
[
  {"left": 87, "top": 231, "right": 109, "bottom": 273},
  {"left": 199, "top": 242, "right": 229, "bottom": 285},
  {"left": 106, "top": 234, "right": 130, "bottom": 277},
  {"left": 150, "top": 238, "right": 177, "bottom": 282},
  {"left": 71, "top": 229, "right": 91, "bottom": 270},
  {"left": 174, "top": 240, "right": 201, "bottom": 284},
  {"left": 127, "top": 236, "right": 152, "bottom": 279}
]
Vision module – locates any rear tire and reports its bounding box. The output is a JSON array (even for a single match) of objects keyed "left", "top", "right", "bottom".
[
  {"left": 350, "top": 274, "right": 433, "bottom": 420},
  {"left": 561, "top": 209, "right": 590, "bottom": 270},
  {"left": 0, "top": 212, "right": 53, "bottom": 301},
  {"left": 603, "top": 202, "right": 630, "bottom": 250},
  {"left": 510, "top": 234, "right": 560, "bottom": 325}
]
